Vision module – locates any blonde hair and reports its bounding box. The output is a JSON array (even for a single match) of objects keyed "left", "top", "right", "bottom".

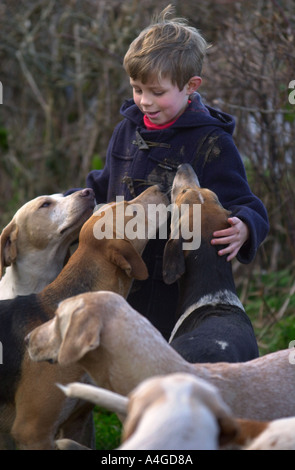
[{"left": 123, "top": 5, "right": 208, "bottom": 90}]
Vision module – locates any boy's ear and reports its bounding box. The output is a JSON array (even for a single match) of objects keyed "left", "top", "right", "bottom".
[{"left": 187, "top": 76, "right": 202, "bottom": 94}]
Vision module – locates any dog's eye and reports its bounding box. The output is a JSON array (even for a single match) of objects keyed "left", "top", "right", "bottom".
[{"left": 39, "top": 201, "right": 51, "bottom": 209}]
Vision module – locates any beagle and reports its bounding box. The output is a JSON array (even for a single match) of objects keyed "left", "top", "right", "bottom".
[
  {"left": 120, "top": 373, "right": 238, "bottom": 450},
  {"left": 163, "top": 163, "right": 259, "bottom": 363},
  {"left": 57, "top": 373, "right": 239, "bottom": 450},
  {"left": 242, "top": 416, "right": 295, "bottom": 450},
  {"left": 0, "top": 189, "right": 95, "bottom": 299},
  {"left": 58, "top": 379, "right": 295, "bottom": 451},
  {"left": 0, "top": 185, "right": 168, "bottom": 449}
]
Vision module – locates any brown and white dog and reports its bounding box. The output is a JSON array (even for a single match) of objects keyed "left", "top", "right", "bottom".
[
  {"left": 237, "top": 416, "right": 295, "bottom": 450},
  {"left": 117, "top": 373, "right": 237, "bottom": 450},
  {"left": 0, "top": 189, "right": 95, "bottom": 299},
  {"left": 58, "top": 373, "right": 238, "bottom": 450},
  {"left": 0, "top": 185, "right": 168, "bottom": 450},
  {"left": 163, "top": 163, "right": 259, "bottom": 363},
  {"left": 59, "top": 379, "right": 295, "bottom": 451},
  {"left": 27, "top": 291, "right": 295, "bottom": 424}
]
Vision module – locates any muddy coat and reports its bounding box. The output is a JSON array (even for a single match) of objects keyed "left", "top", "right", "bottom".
[{"left": 85, "top": 93, "right": 269, "bottom": 339}]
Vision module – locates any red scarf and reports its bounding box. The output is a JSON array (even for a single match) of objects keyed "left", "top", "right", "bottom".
[
  {"left": 143, "top": 114, "right": 177, "bottom": 130},
  {"left": 143, "top": 100, "right": 191, "bottom": 130}
]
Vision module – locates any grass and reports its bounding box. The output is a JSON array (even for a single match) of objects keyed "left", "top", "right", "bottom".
[
  {"left": 239, "top": 265, "right": 295, "bottom": 355},
  {"left": 93, "top": 406, "right": 122, "bottom": 450}
]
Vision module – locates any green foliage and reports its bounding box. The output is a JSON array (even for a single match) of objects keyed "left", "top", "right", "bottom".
[
  {"left": 268, "top": 317, "right": 295, "bottom": 353},
  {"left": 93, "top": 407, "right": 122, "bottom": 450},
  {"left": 283, "top": 102, "right": 295, "bottom": 123},
  {"left": 239, "top": 265, "right": 295, "bottom": 355},
  {"left": 0, "top": 127, "right": 8, "bottom": 150}
]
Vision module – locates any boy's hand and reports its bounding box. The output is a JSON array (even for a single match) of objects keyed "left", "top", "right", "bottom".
[{"left": 211, "top": 217, "right": 249, "bottom": 262}]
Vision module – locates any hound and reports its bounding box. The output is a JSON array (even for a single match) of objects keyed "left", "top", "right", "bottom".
[
  {"left": 0, "top": 189, "right": 95, "bottom": 299},
  {"left": 241, "top": 417, "right": 295, "bottom": 450},
  {"left": 163, "top": 163, "right": 259, "bottom": 363},
  {"left": 0, "top": 185, "right": 168, "bottom": 450},
  {"left": 26, "top": 291, "right": 295, "bottom": 422},
  {"left": 58, "top": 373, "right": 238, "bottom": 450},
  {"left": 59, "top": 380, "right": 295, "bottom": 451},
  {"left": 121, "top": 373, "right": 237, "bottom": 450}
]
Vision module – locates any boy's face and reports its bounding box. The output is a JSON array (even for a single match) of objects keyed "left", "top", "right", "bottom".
[{"left": 130, "top": 76, "right": 192, "bottom": 126}]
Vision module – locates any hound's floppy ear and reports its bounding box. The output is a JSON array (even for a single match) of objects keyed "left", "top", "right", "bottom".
[
  {"left": 122, "top": 386, "right": 161, "bottom": 442},
  {"left": 162, "top": 237, "right": 185, "bottom": 285},
  {"left": 122, "top": 401, "right": 145, "bottom": 442},
  {"left": 58, "top": 306, "right": 103, "bottom": 366},
  {"left": 200, "top": 385, "right": 239, "bottom": 446},
  {"left": 107, "top": 239, "right": 148, "bottom": 280},
  {"left": 191, "top": 378, "right": 239, "bottom": 446},
  {"left": 0, "top": 221, "right": 19, "bottom": 278},
  {"left": 218, "top": 414, "right": 240, "bottom": 446}
]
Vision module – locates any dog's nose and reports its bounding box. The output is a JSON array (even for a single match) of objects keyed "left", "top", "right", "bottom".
[
  {"left": 47, "top": 358, "right": 56, "bottom": 365},
  {"left": 81, "top": 188, "right": 95, "bottom": 198}
]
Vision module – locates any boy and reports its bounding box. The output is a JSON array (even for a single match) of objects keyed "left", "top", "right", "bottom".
[{"left": 80, "top": 7, "right": 269, "bottom": 343}]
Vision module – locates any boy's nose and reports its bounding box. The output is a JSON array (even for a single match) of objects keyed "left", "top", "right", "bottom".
[{"left": 140, "top": 92, "right": 153, "bottom": 107}]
